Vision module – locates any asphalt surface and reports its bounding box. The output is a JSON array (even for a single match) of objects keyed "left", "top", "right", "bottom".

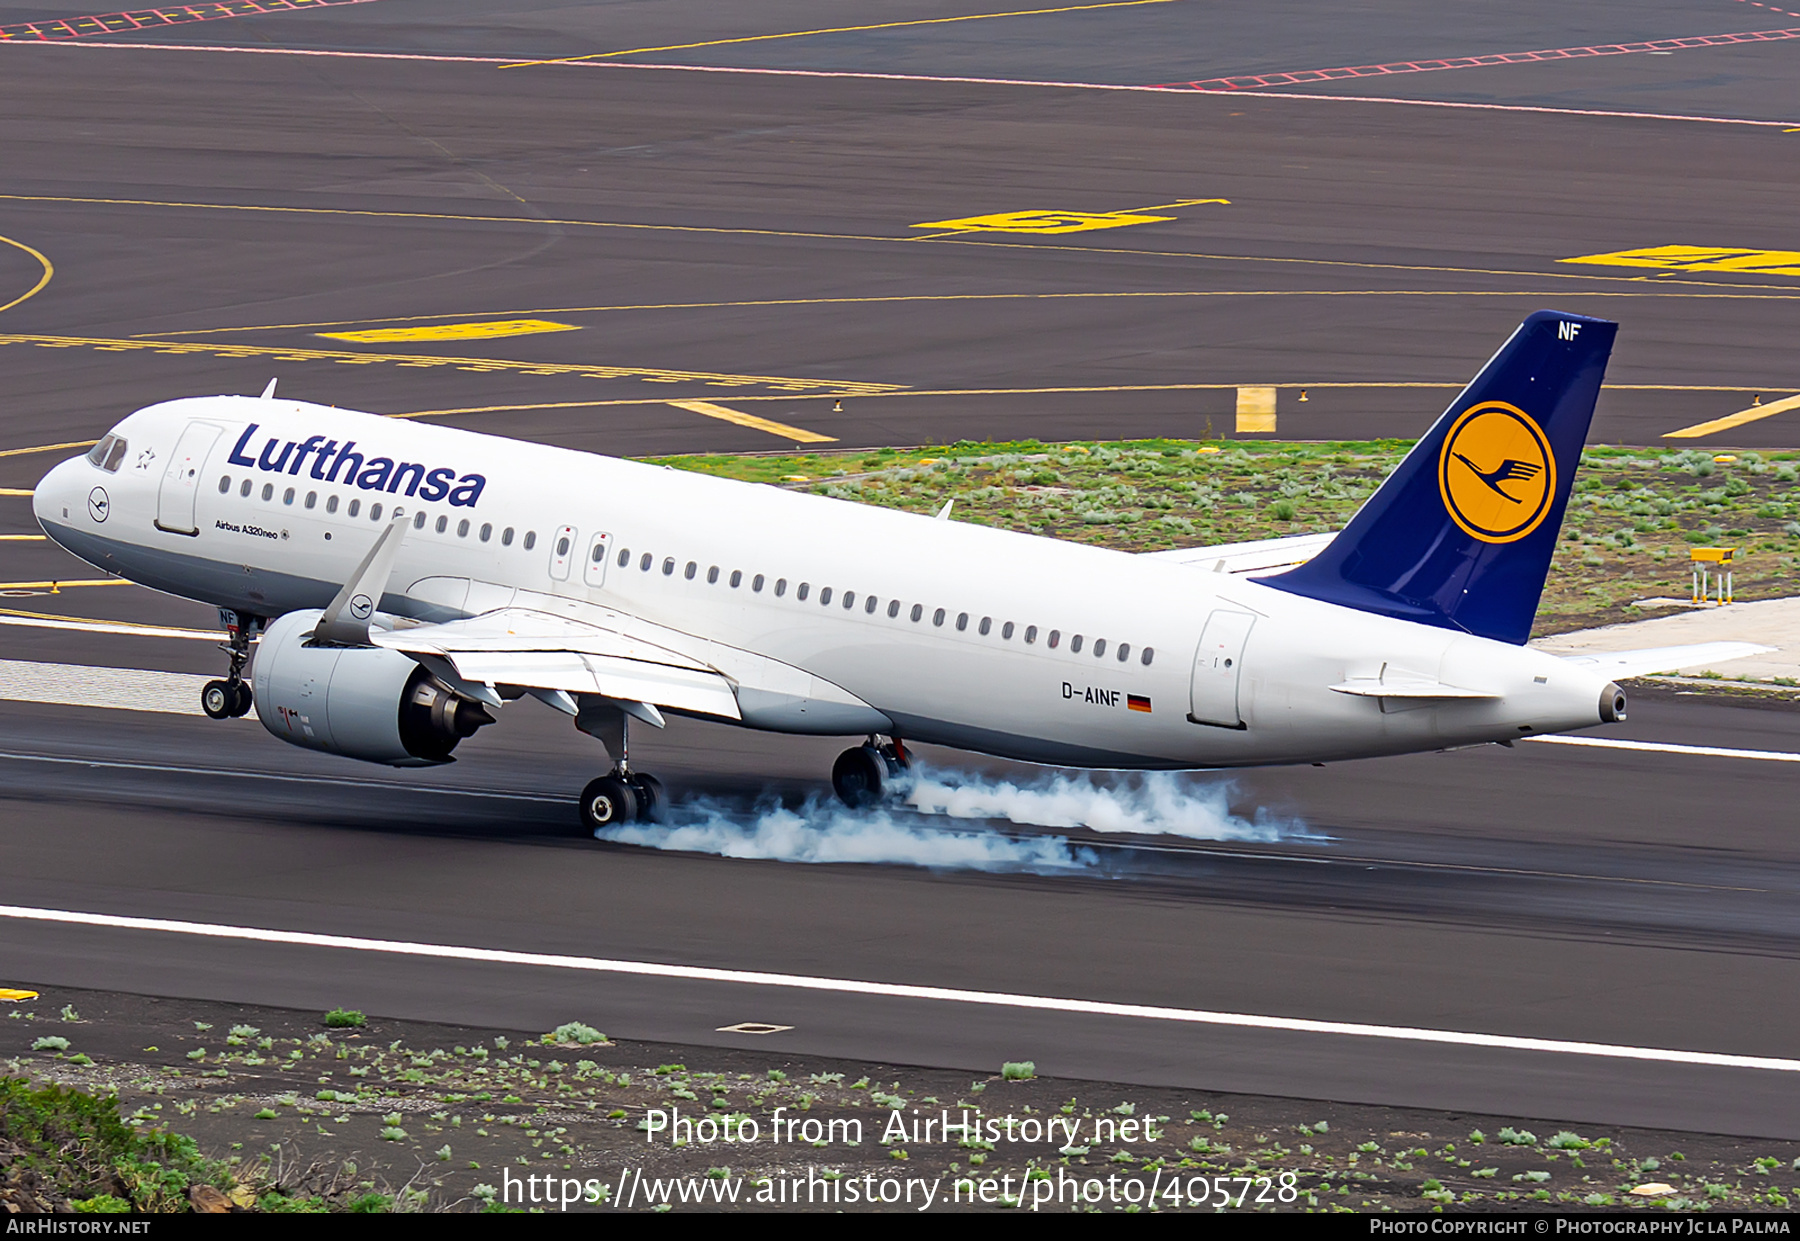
[{"left": 3, "top": 1, "right": 1800, "bottom": 1139}]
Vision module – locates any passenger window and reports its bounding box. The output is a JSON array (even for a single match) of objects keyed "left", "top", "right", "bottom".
[
  {"left": 910, "top": 604, "right": 923, "bottom": 622},
  {"left": 663, "top": 558, "right": 675, "bottom": 576},
  {"left": 775, "top": 579, "right": 787, "bottom": 597},
  {"left": 618, "top": 548, "right": 631, "bottom": 567},
  {"left": 1048, "top": 630, "right": 1060, "bottom": 649},
  {"left": 888, "top": 600, "right": 901, "bottom": 619},
  {"left": 436, "top": 515, "right": 448, "bottom": 533},
  {"left": 955, "top": 612, "right": 968, "bottom": 631},
  {"left": 753, "top": 574, "right": 765, "bottom": 592},
  {"left": 683, "top": 561, "right": 696, "bottom": 580},
  {"left": 707, "top": 565, "right": 719, "bottom": 584},
  {"left": 348, "top": 499, "right": 361, "bottom": 517},
  {"left": 261, "top": 483, "right": 273, "bottom": 502},
  {"left": 592, "top": 544, "right": 606, "bottom": 564},
  {"left": 640, "top": 553, "right": 651, "bottom": 571},
  {"left": 865, "top": 596, "right": 877, "bottom": 614},
  {"left": 933, "top": 608, "right": 945, "bottom": 627},
  {"left": 818, "top": 587, "right": 831, "bottom": 605},
  {"left": 1023, "top": 625, "right": 1035, "bottom": 643},
  {"left": 842, "top": 591, "right": 854, "bottom": 609},
  {"left": 1071, "top": 635, "right": 1084, "bottom": 653},
  {"left": 557, "top": 534, "right": 572, "bottom": 557},
  {"left": 217, "top": 476, "right": 231, "bottom": 494},
  {"left": 283, "top": 488, "right": 296, "bottom": 505},
  {"left": 1002, "top": 621, "right": 1014, "bottom": 640},
  {"left": 1093, "top": 638, "right": 1106, "bottom": 657},
  {"left": 413, "top": 510, "right": 426, "bottom": 529},
  {"left": 240, "top": 478, "right": 252, "bottom": 498},
  {"left": 480, "top": 523, "right": 491, "bottom": 542},
  {"left": 524, "top": 531, "right": 537, "bottom": 550},
  {"left": 305, "top": 491, "right": 317, "bottom": 510},
  {"left": 326, "top": 495, "right": 339, "bottom": 514},
  {"left": 1141, "top": 647, "right": 1155, "bottom": 666},
  {"left": 1117, "top": 643, "right": 1130, "bottom": 662},
  {"left": 502, "top": 527, "right": 514, "bottom": 546},
  {"left": 459, "top": 519, "right": 471, "bottom": 538},
  {"left": 978, "top": 617, "right": 991, "bottom": 636},
  {"left": 730, "top": 570, "right": 742, "bottom": 588},
  {"left": 797, "top": 582, "right": 810, "bottom": 601},
  {"left": 370, "top": 503, "right": 383, "bottom": 521}
]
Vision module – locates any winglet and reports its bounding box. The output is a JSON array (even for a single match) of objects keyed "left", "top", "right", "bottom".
[
  {"left": 313, "top": 515, "right": 408, "bottom": 646},
  {"left": 1264, "top": 311, "right": 1617, "bottom": 645},
  {"left": 260, "top": 378, "right": 278, "bottom": 400}
]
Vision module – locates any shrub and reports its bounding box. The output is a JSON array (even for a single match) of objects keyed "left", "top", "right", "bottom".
[{"left": 323, "top": 1010, "right": 366, "bottom": 1029}]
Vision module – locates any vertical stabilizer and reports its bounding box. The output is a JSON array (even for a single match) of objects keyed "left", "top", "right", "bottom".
[{"left": 1264, "top": 311, "right": 1616, "bottom": 644}]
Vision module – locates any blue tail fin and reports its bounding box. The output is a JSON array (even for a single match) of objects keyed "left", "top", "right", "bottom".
[{"left": 1264, "top": 310, "right": 1616, "bottom": 645}]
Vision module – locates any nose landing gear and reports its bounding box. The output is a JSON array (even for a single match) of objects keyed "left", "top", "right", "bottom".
[
  {"left": 832, "top": 736, "right": 910, "bottom": 808},
  {"left": 201, "top": 609, "right": 261, "bottom": 720}
]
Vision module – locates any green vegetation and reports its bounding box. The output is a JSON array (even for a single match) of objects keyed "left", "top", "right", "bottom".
[
  {"left": 647, "top": 439, "right": 1800, "bottom": 637},
  {"left": 323, "top": 1010, "right": 367, "bottom": 1030}
]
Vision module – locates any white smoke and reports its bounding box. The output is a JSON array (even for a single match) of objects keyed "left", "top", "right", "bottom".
[{"left": 594, "top": 763, "right": 1300, "bottom": 873}]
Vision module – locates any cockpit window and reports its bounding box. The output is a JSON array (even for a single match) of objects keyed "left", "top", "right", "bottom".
[{"left": 87, "top": 434, "right": 127, "bottom": 471}]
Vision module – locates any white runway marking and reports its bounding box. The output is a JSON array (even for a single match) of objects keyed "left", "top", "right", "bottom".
[
  {"left": 0, "top": 657, "right": 207, "bottom": 715},
  {"left": 11, "top": 40, "right": 1794, "bottom": 130},
  {"left": 0, "top": 614, "right": 219, "bottom": 640},
  {"left": 1526, "top": 734, "right": 1800, "bottom": 763},
  {"left": 1, "top": 902, "right": 1796, "bottom": 1073}
]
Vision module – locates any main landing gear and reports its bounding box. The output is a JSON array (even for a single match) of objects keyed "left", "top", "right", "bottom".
[
  {"left": 574, "top": 697, "right": 665, "bottom": 830},
  {"left": 201, "top": 609, "right": 261, "bottom": 720},
  {"left": 832, "top": 736, "right": 910, "bottom": 808}
]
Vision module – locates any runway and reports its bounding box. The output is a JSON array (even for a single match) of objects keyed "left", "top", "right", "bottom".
[{"left": 3, "top": 0, "right": 1800, "bottom": 1141}]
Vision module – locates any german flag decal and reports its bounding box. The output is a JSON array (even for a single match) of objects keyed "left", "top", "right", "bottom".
[{"left": 1128, "top": 694, "right": 1152, "bottom": 713}]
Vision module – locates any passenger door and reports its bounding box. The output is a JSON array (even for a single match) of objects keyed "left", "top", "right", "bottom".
[
  {"left": 1188, "top": 609, "right": 1255, "bottom": 728},
  {"left": 155, "top": 421, "right": 223, "bottom": 536},
  {"left": 582, "top": 531, "right": 613, "bottom": 588}
]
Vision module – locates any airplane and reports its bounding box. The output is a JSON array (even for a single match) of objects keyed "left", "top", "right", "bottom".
[{"left": 30, "top": 310, "right": 1764, "bottom": 831}]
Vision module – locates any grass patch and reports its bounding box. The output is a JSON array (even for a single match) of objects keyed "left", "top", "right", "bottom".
[{"left": 644, "top": 439, "right": 1800, "bottom": 637}]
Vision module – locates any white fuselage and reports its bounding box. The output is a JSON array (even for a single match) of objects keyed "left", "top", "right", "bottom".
[{"left": 33, "top": 396, "right": 1615, "bottom": 768}]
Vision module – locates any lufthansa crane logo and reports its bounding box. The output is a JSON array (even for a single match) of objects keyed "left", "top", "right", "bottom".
[
  {"left": 348, "top": 593, "right": 374, "bottom": 621},
  {"left": 1437, "top": 401, "right": 1555, "bottom": 544}
]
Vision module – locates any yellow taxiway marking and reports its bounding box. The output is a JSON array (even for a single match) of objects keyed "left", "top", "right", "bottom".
[
  {"left": 0, "top": 235, "right": 53, "bottom": 318},
  {"left": 1665, "top": 393, "right": 1800, "bottom": 439},
  {"left": 667, "top": 400, "right": 837, "bottom": 444},
  {"left": 150, "top": 286, "right": 1800, "bottom": 339},
  {"left": 0, "top": 489, "right": 33, "bottom": 497},
  {"left": 0, "top": 579, "right": 128, "bottom": 591},
  {"left": 0, "top": 439, "right": 96, "bottom": 459},
  {"left": 17, "top": 193, "right": 1800, "bottom": 298},
  {"left": 913, "top": 209, "right": 1176, "bottom": 236},
  {"left": 0, "top": 535, "right": 45, "bottom": 541},
  {"left": 503, "top": 0, "right": 1176, "bottom": 68},
  {"left": 0, "top": 333, "right": 902, "bottom": 398},
  {"left": 1561, "top": 245, "right": 1800, "bottom": 278},
  {"left": 0, "top": 989, "right": 38, "bottom": 1002},
  {"left": 319, "top": 319, "right": 582, "bottom": 343},
  {"left": 1235, "top": 386, "right": 1276, "bottom": 433},
  {"left": 912, "top": 198, "right": 1226, "bottom": 237}
]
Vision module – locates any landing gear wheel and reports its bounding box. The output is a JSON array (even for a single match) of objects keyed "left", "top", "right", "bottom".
[
  {"left": 579, "top": 775, "right": 639, "bottom": 830},
  {"left": 201, "top": 680, "right": 234, "bottom": 720},
  {"left": 228, "top": 682, "right": 254, "bottom": 718},
  {"left": 628, "top": 773, "right": 665, "bottom": 824},
  {"left": 832, "top": 745, "right": 888, "bottom": 808}
]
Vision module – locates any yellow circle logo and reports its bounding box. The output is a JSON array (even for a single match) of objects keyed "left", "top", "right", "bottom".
[{"left": 1437, "top": 401, "right": 1555, "bottom": 544}]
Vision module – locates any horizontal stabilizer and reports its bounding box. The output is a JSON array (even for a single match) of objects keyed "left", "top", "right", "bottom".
[
  {"left": 1140, "top": 531, "right": 1335, "bottom": 575},
  {"left": 1555, "top": 641, "right": 1773, "bottom": 680},
  {"left": 1329, "top": 679, "right": 1498, "bottom": 699}
]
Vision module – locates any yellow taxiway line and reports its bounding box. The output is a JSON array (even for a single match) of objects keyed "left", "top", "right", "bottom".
[
  {"left": 1665, "top": 393, "right": 1800, "bottom": 439},
  {"left": 667, "top": 400, "right": 837, "bottom": 443}
]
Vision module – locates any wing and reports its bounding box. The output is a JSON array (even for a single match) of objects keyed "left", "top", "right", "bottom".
[
  {"left": 1138, "top": 531, "right": 1336, "bottom": 576},
  {"left": 371, "top": 590, "right": 889, "bottom": 732},
  {"left": 1551, "top": 641, "right": 1773, "bottom": 681}
]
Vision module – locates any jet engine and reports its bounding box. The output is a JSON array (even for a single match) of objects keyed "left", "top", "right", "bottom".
[{"left": 251, "top": 609, "right": 494, "bottom": 765}]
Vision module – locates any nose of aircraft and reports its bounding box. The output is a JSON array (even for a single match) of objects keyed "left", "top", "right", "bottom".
[{"left": 33, "top": 455, "right": 88, "bottom": 536}]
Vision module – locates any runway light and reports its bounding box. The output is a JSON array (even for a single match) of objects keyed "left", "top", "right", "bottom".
[
  {"left": 833, "top": 400, "right": 844, "bottom": 413},
  {"left": 1298, "top": 389, "right": 1309, "bottom": 402}
]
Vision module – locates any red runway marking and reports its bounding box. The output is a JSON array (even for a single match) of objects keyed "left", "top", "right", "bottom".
[
  {"left": 0, "top": 0, "right": 381, "bottom": 42},
  {"left": 1163, "top": 26, "right": 1800, "bottom": 91}
]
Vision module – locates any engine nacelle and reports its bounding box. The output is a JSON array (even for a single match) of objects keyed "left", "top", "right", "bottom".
[{"left": 252, "top": 609, "right": 494, "bottom": 765}]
